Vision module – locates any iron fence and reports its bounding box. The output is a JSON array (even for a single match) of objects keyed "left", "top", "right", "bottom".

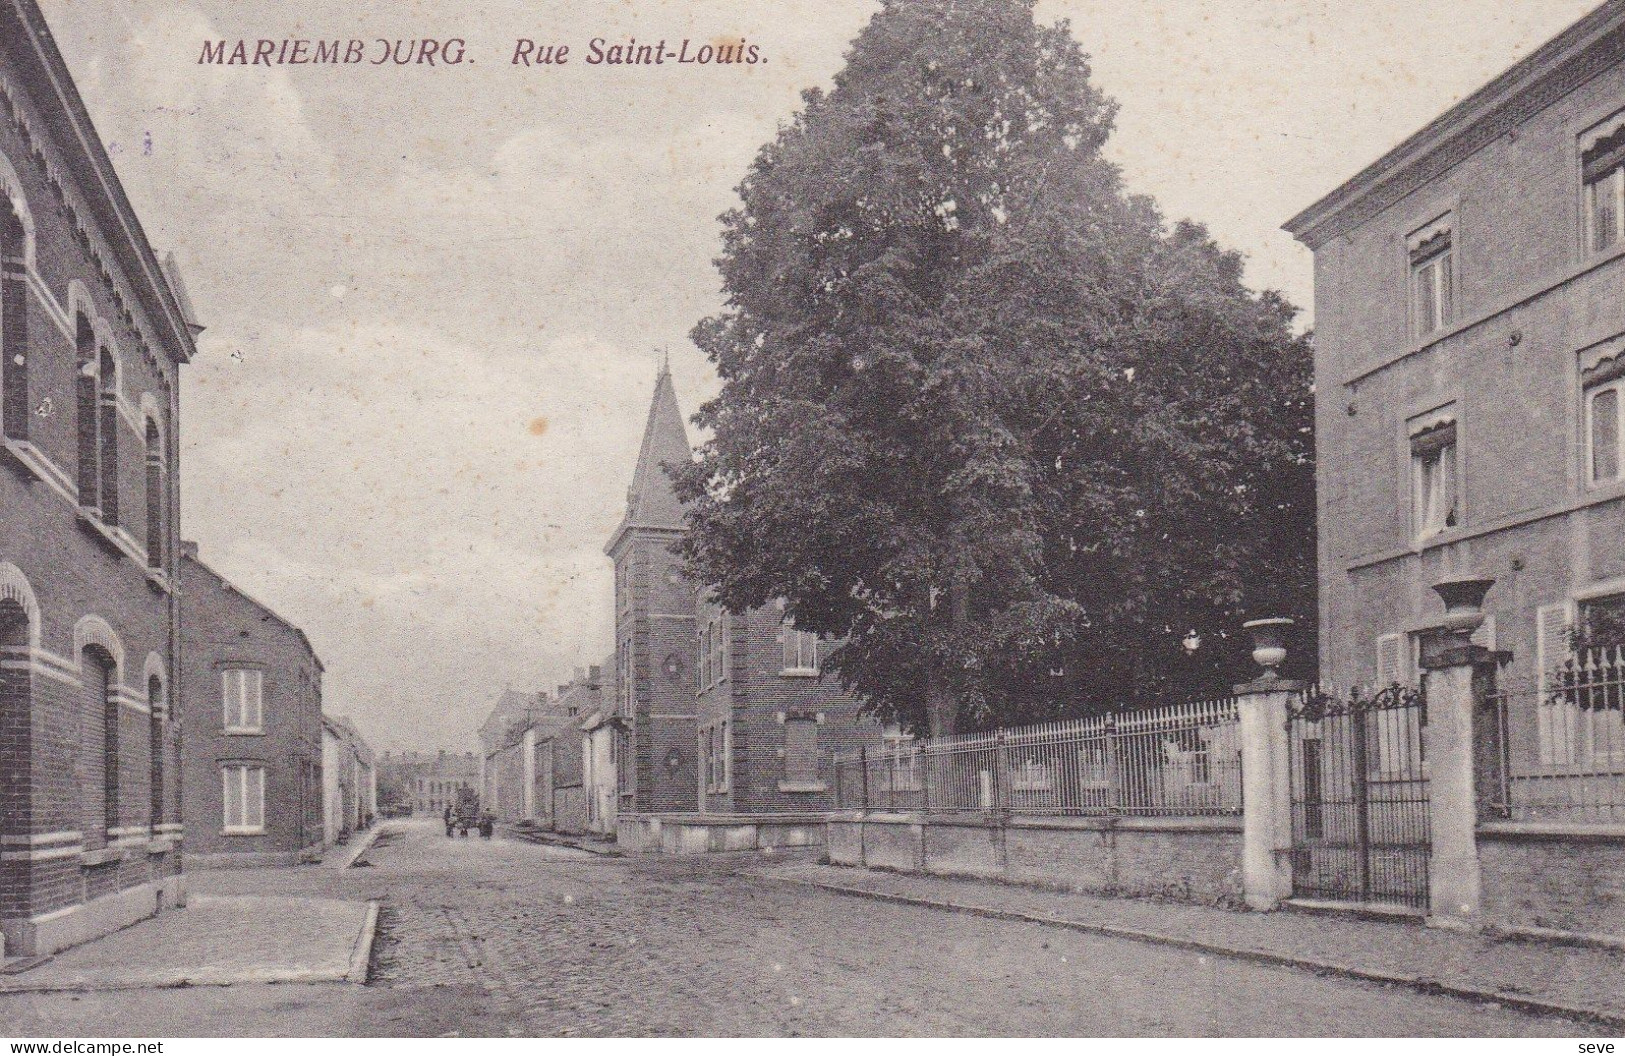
[
  {"left": 1487, "top": 646, "right": 1625, "bottom": 824},
  {"left": 832, "top": 696, "right": 1241, "bottom": 816}
]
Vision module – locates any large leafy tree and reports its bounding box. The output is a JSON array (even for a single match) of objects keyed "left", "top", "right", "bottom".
[{"left": 675, "top": 0, "right": 1315, "bottom": 735}]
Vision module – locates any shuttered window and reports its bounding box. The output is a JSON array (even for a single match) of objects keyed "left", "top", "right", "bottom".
[
  {"left": 783, "top": 718, "right": 819, "bottom": 785},
  {"left": 1537, "top": 602, "right": 1579, "bottom": 766}
]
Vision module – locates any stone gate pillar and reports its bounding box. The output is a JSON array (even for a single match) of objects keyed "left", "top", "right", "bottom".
[
  {"left": 1236, "top": 618, "right": 1300, "bottom": 911},
  {"left": 1419, "top": 576, "right": 1497, "bottom": 930}
]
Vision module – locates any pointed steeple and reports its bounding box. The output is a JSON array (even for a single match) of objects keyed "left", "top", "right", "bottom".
[{"left": 608, "top": 364, "right": 691, "bottom": 552}]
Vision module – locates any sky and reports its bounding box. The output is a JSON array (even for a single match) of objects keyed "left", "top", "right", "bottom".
[{"left": 35, "top": 0, "right": 1602, "bottom": 752}]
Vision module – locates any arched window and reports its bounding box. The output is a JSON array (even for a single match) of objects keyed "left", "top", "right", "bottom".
[
  {"left": 148, "top": 673, "right": 164, "bottom": 829},
  {"left": 97, "top": 347, "right": 118, "bottom": 525},
  {"left": 75, "top": 314, "right": 98, "bottom": 508},
  {"left": 82, "top": 645, "right": 117, "bottom": 847},
  {"left": 0, "top": 599, "right": 28, "bottom": 840},
  {"left": 0, "top": 197, "right": 27, "bottom": 440},
  {"left": 144, "top": 416, "right": 164, "bottom": 568}
]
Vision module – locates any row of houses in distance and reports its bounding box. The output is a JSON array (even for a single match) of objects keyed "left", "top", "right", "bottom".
[
  {"left": 0, "top": 0, "right": 374, "bottom": 956},
  {"left": 376, "top": 749, "right": 478, "bottom": 816}
]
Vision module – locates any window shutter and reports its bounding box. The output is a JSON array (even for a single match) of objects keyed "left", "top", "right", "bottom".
[
  {"left": 223, "top": 766, "right": 241, "bottom": 828},
  {"left": 1536, "top": 602, "right": 1577, "bottom": 766},
  {"left": 1376, "top": 633, "right": 1404, "bottom": 689},
  {"left": 250, "top": 767, "right": 265, "bottom": 829},
  {"left": 784, "top": 719, "right": 819, "bottom": 783}
]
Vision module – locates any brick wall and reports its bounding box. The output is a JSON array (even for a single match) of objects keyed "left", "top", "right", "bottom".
[
  {"left": 695, "top": 602, "right": 880, "bottom": 815},
  {"left": 1479, "top": 830, "right": 1625, "bottom": 937},
  {"left": 0, "top": 24, "right": 189, "bottom": 952},
  {"left": 613, "top": 530, "right": 698, "bottom": 813},
  {"left": 179, "top": 556, "right": 323, "bottom": 860}
]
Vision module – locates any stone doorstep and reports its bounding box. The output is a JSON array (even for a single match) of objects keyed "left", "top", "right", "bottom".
[
  {"left": 0, "top": 956, "right": 51, "bottom": 976},
  {"left": 770, "top": 873, "right": 1625, "bottom": 1032}
]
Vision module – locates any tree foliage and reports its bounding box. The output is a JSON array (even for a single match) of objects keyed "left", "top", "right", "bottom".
[{"left": 675, "top": 0, "right": 1316, "bottom": 734}]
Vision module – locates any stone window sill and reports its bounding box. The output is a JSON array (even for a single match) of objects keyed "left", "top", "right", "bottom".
[
  {"left": 78, "top": 847, "right": 124, "bottom": 866},
  {"left": 221, "top": 828, "right": 266, "bottom": 837},
  {"left": 147, "top": 838, "right": 177, "bottom": 854},
  {"left": 224, "top": 728, "right": 266, "bottom": 737},
  {"left": 779, "top": 668, "right": 820, "bottom": 679},
  {"left": 777, "top": 781, "right": 828, "bottom": 794}
]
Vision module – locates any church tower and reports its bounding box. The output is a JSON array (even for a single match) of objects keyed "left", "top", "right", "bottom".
[{"left": 604, "top": 366, "right": 699, "bottom": 813}]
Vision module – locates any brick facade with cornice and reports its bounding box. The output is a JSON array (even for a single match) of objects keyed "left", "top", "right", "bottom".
[{"left": 0, "top": 0, "right": 195, "bottom": 957}]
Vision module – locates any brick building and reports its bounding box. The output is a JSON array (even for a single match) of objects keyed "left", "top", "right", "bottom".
[
  {"left": 1284, "top": 1, "right": 1625, "bottom": 735},
  {"left": 605, "top": 369, "right": 702, "bottom": 814},
  {"left": 1284, "top": 0, "right": 1625, "bottom": 930},
  {"left": 609, "top": 370, "right": 878, "bottom": 818},
  {"left": 379, "top": 750, "right": 477, "bottom": 815},
  {"left": 477, "top": 686, "right": 542, "bottom": 821},
  {"left": 0, "top": 0, "right": 197, "bottom": 956},
  {"left": 178, "top": 545, "right": 324, "bottom": 867}
]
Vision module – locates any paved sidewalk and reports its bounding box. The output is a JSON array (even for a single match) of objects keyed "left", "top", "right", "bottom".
[
  {"left": 766, "top": 862, "right": 1625, "bottom": 1028},
  {"left": 0, "top": 895, "right": 377, "bottom": 993}
]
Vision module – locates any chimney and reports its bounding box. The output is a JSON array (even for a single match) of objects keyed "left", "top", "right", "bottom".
[{"left": 588, "top": 665, "right": 602, "bottom": 684}]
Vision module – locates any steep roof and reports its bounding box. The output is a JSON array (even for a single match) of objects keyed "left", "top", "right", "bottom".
[{"left": 606, "top": 367, "right": 692, "bottom": 554}]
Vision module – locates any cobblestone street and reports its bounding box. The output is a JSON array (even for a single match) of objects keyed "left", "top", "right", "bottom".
[{"left": 0, "top": 821, "right": 1591, "bottom": 1037}]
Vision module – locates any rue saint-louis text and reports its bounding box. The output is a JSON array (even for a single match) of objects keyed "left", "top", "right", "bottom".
[{"left": 196, "top": 37, "right": 765, "bottom": 68}]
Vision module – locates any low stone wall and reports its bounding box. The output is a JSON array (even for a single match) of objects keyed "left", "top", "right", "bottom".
[
  {"left": 826, "top": 812, "right": 1244, "bottom": 906},
  {"left": 1478, "top": 823, "right": 1625, "bottom": 941},
  {"left": 616, "top": 813, "right": 829, "bottom": 855}
]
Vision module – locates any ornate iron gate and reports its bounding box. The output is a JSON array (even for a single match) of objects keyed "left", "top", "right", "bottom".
[{"left": 1287, "top": 686, "right": 1432, "bottom": 910}]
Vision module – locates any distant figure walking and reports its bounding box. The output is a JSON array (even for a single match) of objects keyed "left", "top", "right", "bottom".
[
  {"left": 478, "top": 811, "right": 494, "bottom": 839},
  {"left": 443, "top": 804, "right": 454, "bottom": 838}
]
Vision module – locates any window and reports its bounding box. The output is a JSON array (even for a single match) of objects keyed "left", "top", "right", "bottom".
[
  {"left": 223, "top": 668, "right": 264, "bottom": 732},
  {"left": 1, "top": 198, "right": 27, "bottom": 440},
  {"left": 97, "top": 348, "right": 119, "bottom": 526},
  {"left": 1532, "top": 601, "right": 1625, "bottom": 767},
  {"left": 1409, "top": 218, "right": 1454, "bottom": 336},
  {"left": 145, "top": 417, "right": 165, "bottom": 568},
  {"left": 1409, "top": 412, "right": 1458, "bottom": 540},
  {"left": 1584, "top": 121, "right": 1625, "bottom": 254},
  {"left": 1587, "top": 377, "right": 1623, "bottom": 487},
  {"left": 222, "top": 764, "right": 266, "bottom": 833},
  {"left": 711, "top": 614, "right": 727, "bottom": 686},
  {"left": 781, "top": 624, "right": 819, "bottom": 675},
  {"left": 149, "top": 674, "right": 164, "bottom": 828},
  {"left": 82, "top": 647, "right": 117, "bottom": 839},
  {"left": 75, "top": 315, "right": 98, "bottom": 507},
  {"left": 701, "top": 721, "right": 730, "bottom": 793},
  {"left": 782, "top": 716, "right": 820, "bottom": 787}
]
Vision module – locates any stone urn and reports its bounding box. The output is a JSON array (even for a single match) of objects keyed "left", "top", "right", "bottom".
[
  {"left": 1432, "top": 576, "right": 1493, "bottom": 638},
  {"left": 1243, "top": 618, "right": 1295, "bottom": 681}
]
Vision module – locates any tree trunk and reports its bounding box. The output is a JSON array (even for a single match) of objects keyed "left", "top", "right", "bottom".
[{"left": 925, "top": 582, "right": 970, "bottom": 738}]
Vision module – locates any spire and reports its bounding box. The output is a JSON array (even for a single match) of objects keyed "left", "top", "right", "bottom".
[{"left": 609, "top": 367, "right": 691, "bottom": 548}]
